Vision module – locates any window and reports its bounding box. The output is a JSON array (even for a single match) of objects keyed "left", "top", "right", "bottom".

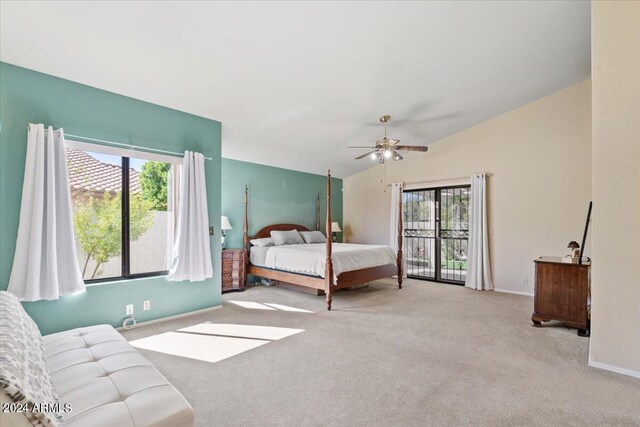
[{"left": 66, "top": 141, "right": 180, "bottom": 282}]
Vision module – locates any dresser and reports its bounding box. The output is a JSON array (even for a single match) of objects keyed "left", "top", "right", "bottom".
[
  {"left": 222, "top": 249, "right": 246, "bottom": 293},
  {"left": 532, "top": 256, "right": 590, "bottom": 336}
]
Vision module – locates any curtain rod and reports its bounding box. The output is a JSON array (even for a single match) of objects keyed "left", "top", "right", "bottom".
[
  {"left": 31, "top": 126, "right": 213, "bottom": 160},
  {"left": 385, "top": 173, "right": 490, "bottom": 187},
  {"left": 65, "top": 133, "right": 213, "bottom": 161}
]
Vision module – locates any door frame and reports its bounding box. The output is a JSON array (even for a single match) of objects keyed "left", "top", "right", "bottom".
[{"left": 403, "top": 184, "right": 470, "bottom": 286}]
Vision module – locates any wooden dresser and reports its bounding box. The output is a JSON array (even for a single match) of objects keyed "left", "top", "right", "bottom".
[
  {"left": 222, "top": 249, "right": 246, "bottom": 293},
  {"left": 532, "top": 256, "right": 590, "bottom": 336}
]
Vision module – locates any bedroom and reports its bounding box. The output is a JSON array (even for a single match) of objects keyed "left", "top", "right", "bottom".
[{"left": 0, "top": 1, "right": 638, "bottom": 427}]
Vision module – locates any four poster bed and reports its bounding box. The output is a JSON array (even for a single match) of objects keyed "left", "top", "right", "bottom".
[{"left": 242, "top": 170, "right": 403, "bottom": 310}]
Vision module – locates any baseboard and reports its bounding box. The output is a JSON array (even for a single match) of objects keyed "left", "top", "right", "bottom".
[
  {"left": 493, "top": 288, "right": 534, "bottom": 297},
  {"left": 117, "top": 305, "right": 222, "bottom": 331},
  {"left": 588, "top": 361, "right": 640, "bottom": 379}
]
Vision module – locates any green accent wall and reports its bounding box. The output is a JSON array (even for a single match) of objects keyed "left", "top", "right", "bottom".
[
  {"left": 0, "top": 62, "right": 222, "bottom": 335},
  {"left": 221, "top": 158, "right": 343, "bottom": 251}
]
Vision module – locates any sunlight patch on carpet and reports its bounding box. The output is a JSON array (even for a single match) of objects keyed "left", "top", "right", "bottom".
[
  {"left": 228, "top": 300, "right": 313, "bottom": 313},
  {"left": 228, "top": 301, "right": 276, "bottom": 310},
  {"left": 178, "top": 323, "right": 304, "bottom": 340},
  {"left": 129, "top": 332, "right": 268, "bottom": 363},
  {"left": 263, "top": 303, "right": 313, "bottom": 313}
]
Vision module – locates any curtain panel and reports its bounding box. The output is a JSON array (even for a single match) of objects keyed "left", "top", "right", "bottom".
[
  {"left": 389, "top": 182, "right": 402, "bottom": 253},
  {"left": 465, "top": 174, "right": 493, "bottom": 290},
  {"left": 168, "top": 151, "right": 213, "bottom": 281},
  {"left": 8, "top": 124, "right": 85, "bottom": 301}
]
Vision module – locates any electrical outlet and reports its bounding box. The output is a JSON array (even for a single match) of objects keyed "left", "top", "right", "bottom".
[
  {"left": 126, "top": 304, "right": 134, "bottom": 316},
  {"left": 522, "top": 278, "right": 529, "bottom": 287},
  {"left": 143, "top": 300, "right": 151, "bottom": 311}
]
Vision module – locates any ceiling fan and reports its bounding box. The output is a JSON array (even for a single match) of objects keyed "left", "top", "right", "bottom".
[{"left": 348, "top": 115, "right": 429, "bottom": 163}]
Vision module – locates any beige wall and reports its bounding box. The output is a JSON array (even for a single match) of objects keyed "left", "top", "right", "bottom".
[
  {"left": 590, "top": 1, "right": 640, "bottom": 375},
  {"left": 344, "top": 80, "right": 592, "bottom": 294}
]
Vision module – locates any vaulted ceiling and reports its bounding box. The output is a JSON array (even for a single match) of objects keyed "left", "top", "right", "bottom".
[{"left": 0, "top": 1, "right": 591, "bottom": 178}]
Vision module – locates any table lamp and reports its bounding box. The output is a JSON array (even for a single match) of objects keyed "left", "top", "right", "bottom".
[
  {"left": 330, "top": 221, "right": 342, "bottom": 242},
  {"left": 221, "top": 216, "right": 232, "bottom": 249}
]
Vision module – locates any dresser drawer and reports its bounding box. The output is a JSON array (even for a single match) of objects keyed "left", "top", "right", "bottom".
[
  {"left": 222, "top": 250, "right": 240, "bottom": 261},
  {"left": 221, "top": 249, "right": 246, "bottom": 292}
]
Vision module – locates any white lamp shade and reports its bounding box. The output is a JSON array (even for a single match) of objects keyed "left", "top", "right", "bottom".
[
  {"left": 221, "top": 216, "right": 232, "bottom": 230},
  {"left": 331, "top": 222, "right": 342, "bottom": 232}
]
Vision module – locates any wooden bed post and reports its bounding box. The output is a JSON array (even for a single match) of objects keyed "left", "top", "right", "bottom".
[
  {"left": 243, "top": 184, "right": 249, "bottom": 253},
  {"left": 325, "top": 171, "right": 333, "bottom": 310},
  {"left": 316, "top": 193, "right": 321, "bottom": 231},
  {"left": 397, "top": 182, "right": 403, "bottom": 289}
]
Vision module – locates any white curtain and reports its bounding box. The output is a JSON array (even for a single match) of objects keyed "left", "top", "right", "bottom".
[
  {"left": 168, "top": 151, "right": 213, "bottom": 281},
  {"left": 389, "top": 183, "right": 403, "bottom": 252},
  {"left": 465, "top": 174, "right": 493, "bottom": 290},
  {"left": 389, "top": 182, "right": 405, "bottom": 275},
  {"left": 7, "top": 124, "right": 85, "bottom": 301}
]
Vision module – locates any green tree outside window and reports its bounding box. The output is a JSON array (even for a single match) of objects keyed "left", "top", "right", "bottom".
[
  {"left": 73, "top": 192, "right": 154, "bottom": 279},
  {"left": 140, "top": 161, "right": 171, "bottom": 211}
]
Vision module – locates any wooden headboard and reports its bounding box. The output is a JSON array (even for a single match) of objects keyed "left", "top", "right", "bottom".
[{"left": 251, "top": 224, "right": 310, "bottom": 240}]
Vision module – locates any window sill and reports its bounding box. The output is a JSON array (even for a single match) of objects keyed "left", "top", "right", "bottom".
[{"left": 84, "top": 271, "right": 169, "bottom": 286}]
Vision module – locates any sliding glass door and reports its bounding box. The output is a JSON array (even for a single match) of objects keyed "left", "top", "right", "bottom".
[{"left": 403, "top": 185, "right": 470, "bottom": 285}]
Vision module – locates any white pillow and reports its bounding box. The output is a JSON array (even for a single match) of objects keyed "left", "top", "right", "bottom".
[
  {"left": 250, "top": 237, "right": 275, "bottom": 247},
  {"left": 300, "top": 231, "right": 327, "bottom": 244},
  {"left": 270, "top": 230, "right": 304, "bottom": 246}
]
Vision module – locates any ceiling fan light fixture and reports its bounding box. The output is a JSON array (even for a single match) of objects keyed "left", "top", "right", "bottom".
[{"left": 350, "top": 115, "right": 429, "bottom": 163}]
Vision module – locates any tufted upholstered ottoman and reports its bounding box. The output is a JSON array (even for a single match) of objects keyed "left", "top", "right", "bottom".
[
  {"left": 0, "top": 290, "right": 194, "bottom": 427},
  {"left": 42, "top": 325, "right": 194, "bottom": 427}
]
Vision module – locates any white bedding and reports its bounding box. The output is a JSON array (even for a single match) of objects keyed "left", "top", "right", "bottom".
[
  {"left": 260, "top": 243, "right": 396, "bottom": 281},
  {"left": 249, "top": 246, "right": 271, "bottom": 267}
]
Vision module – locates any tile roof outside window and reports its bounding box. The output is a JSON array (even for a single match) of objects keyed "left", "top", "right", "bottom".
[{"left": 66, "top": 149, "right": 141, "bottom": 194}]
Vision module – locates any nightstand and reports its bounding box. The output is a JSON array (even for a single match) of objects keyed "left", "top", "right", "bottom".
[{"left": 222, "top": 249, "right": 246, "bottom": 293}]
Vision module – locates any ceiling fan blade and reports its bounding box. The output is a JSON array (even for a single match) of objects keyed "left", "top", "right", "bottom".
[
  {"left": 355, "top": 150, "right": 377, "bottom": 160},
  {"left": 347, "top": 146, "right": 376, "bottom": 149},
  {"left": 394, "top": 145, "right": 429, "bottom": 152}
]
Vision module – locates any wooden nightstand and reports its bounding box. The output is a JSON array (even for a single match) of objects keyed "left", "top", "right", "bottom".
[{"left": 222, "top": 249, "right": 246, "bottom": 293}]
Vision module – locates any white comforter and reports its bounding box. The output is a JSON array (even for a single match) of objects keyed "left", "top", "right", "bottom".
[{"left": 263, "top": 243, "right": 397, "bottom": 280}]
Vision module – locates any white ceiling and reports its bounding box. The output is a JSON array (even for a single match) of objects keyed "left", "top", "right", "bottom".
[{"left": 0, "top": 1, "right": 591, "bottom": 178}]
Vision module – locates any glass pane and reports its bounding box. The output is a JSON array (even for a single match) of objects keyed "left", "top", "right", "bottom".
[
  {"left": 67, "top": 148, "right": 122, "bottom": 280},
  {"left": 440, "top": 187, "right": 469, "bottom": 283},
  {"left": 129, "top": 157, "right": 175, "bottom": 275},
  {"left": 403, "top": 189, "right": 436, "bottom": 280}
]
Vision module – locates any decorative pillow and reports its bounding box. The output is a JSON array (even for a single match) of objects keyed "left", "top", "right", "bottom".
[
  {"left": 250, "top": 237, "right": 275, "bottom": 247},
  {"left": 300, "top": 231, "right": 327, "bottom": 244},
  {"left": 0, "top": 291, "right": 63, "bottom": 426},
  {"left": 270, "top": 230, "right": 304, "bottom": 246}
]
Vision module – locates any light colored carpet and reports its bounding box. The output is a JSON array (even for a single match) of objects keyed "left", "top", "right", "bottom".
[{"left": 122, "top": 279, "right": 640, "bottom": 427}]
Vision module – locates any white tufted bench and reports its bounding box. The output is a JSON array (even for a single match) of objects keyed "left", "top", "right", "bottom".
[
  {"left": 41, "top": 325, "right": 194, "bottom": 427},
  {"left": 0, "top": 289, "right": 194, "bottom": 427}
]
